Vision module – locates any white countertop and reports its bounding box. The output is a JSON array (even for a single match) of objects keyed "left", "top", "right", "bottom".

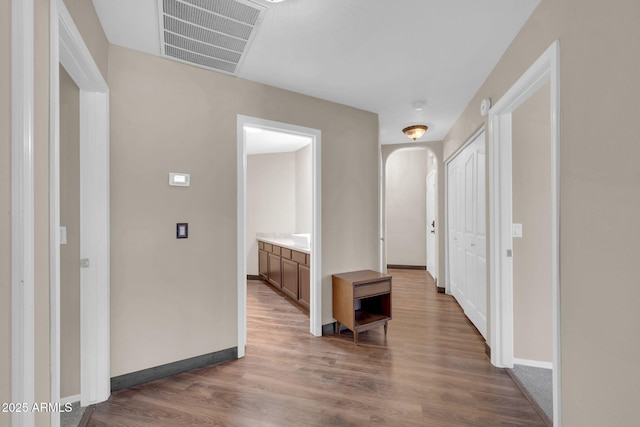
[{"left": 256, "top": 234, "right": 310, "bottom": 254}]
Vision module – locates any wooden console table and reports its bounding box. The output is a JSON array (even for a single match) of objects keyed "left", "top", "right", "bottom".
[{"left": 332, "top": 270, "right": 392, "bottom": 344}]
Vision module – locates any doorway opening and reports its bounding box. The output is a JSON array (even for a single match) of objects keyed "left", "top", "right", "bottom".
[
  {"left": 50, "top": 3, "right": 111, "bottom": 426},
  {"left": 488, "top": 40, "right": 560, "bottom": 425},
  {"left": 381, "top": 145, "right": 439, "bottom": 285},
  {"left": 236, "top": 116, "right": 322, "bottom": 357}
]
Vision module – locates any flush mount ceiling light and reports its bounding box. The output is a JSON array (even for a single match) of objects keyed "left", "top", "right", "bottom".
[
  {"left": 264, "top": 0, "right": 285, "bottom": 2},
  {"left": 402, "top": 125, "right": 428, "bottom": 141}
]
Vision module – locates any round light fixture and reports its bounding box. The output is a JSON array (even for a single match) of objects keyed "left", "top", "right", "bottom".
[{"left": 402, "top": 125, "right": 428, "bottom": 141}]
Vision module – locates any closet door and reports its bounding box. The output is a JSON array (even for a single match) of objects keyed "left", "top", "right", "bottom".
[{"left": 448, "top": 131, "right": 487, "bottom": 338}]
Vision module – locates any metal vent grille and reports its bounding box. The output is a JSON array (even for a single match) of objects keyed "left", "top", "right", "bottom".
[{"left": 159, "top": 0, "right": 266, "bottom": 75}]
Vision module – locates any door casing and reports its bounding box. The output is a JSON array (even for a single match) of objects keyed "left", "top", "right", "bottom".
[
  {"left": 50, "top": 1, "right": 111, "bottom": 424},
  {"left": 488, "top": 40, "right": 560, "bottom": 425},
  {"left": 236, "top": 115, "right": 323, "bottom": 356}
]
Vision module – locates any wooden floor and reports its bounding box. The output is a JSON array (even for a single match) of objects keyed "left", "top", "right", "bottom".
[{"left": 87, "top": 269, "right": 546, "bottom": 426}]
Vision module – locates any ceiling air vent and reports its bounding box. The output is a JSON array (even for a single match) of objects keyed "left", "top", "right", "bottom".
[{"left": 158, "top": 0, "right": 266, "bottom": 75}]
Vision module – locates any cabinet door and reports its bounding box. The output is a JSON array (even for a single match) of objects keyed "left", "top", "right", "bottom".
[
  {"left": 268, "top": 253, "right": 281, "bottom": 288},
  {"left": 259, "top": 250, "right": 268, "bottom": 279},
  {"left": 281, "top": 258, "right": 298, "bottom": 300},
  {"left": 298, "top": 264, "right": 310, "bottom": 310}
]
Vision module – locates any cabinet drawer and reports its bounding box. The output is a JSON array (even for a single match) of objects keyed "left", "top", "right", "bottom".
[
  {"left": 281, "top": 248, "right": 292, "bottom": 260},
  {"left": 264, "top": 243, "right": 273, "bottom": 253},
  {"left": 258, "top": 241, "right": 264, "bottom": 250},
  {"left": 292, "top": 250, "right": 307, "bottom": 265},
  {"left": 354, "top": 280, "right": 391, "bottom": 299},
  {"left": 271, "top": 245, "right": 281, "bottom": 255}
]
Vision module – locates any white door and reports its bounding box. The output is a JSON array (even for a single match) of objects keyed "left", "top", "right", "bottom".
[
  {"left": 426, "top": 171, "right": 437, "bottom": 278},
  {"left": 447, "top": 130, "right": 487, "bottom": 338}
]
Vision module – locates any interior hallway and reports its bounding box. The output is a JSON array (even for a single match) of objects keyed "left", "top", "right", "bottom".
[{"left": 86, "top": 269, "right": 545, "bottom": 426}]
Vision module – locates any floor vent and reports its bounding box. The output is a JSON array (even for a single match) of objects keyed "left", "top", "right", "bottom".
[{"left": 159, "top": 0, "right": 266, "bottom": 76}]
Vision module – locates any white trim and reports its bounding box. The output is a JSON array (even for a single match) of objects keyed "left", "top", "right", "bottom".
[
  {"left": 425, "top": 169, "right": 437, "bottom": 278},
  {"left": 513, "top": 358, "right": 553, "bottom": 370},
  {"left": 58, "top": 1, "right": 108, "bottom": 93},
  {"left": 50, "top": 2, "right": 61, "bottom": 426},
  {"left": 236, "top": 115, "right": 323, "bottom": 351},
  {"left": 488, "top": 40, "right": 561, "bottom": 426},
  {"left": 378, "top": 140, "right": 386, "bottom": 273},
  {"left": 79, "top": 91, "right": 111, "bottom": 406},
  {"left": 236, "top": 118, "right": 247, "bottom": 357},
  {"left": 53, "top": 0, "right": 111, "bottom": 411},
  {"left": 59, "top": 394, "right": 82, "bottom": 405},
  {"left": 11, "top": 0, "right": 36, "bottom": 425}
]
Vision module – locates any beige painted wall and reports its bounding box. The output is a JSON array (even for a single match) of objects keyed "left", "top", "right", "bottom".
[
  {"left": 442, "top": 0, "right": 640, "bottom": 424},
  {"left": 59, "top": 65, "right": 81, "bottom": 397},
  {"left": 295, "top": 144, "right": 312, "bottom": 234},
  {"left": 108, "top": 45, "right": 379, "bottom": 376},
  {"left": 0, "top": 0, "right": 11, "bottom": 425},
  {"left": 385, "top": 149, "right": 427, "bottom": 266},
  {"left": 246, "top": 152, "right": 297, "bottom": 275},
  {"left": 512, "top": 82, "right": 552, "bottom": 363}
]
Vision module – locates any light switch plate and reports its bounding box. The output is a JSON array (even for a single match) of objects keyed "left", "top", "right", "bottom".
[
  {"left": 60, "top": 226, "right": 67, "bottom": 245},
  {"left": 169, "top": 173, "right": 190, "bottom": 186},
  {"left": 512, "top": 223, "right": 523, "bottom": 238}
]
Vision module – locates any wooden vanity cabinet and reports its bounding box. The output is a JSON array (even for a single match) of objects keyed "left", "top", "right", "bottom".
[
  {"left": 258, "top": 249, "right": 268, "bottom": 280},
  {"left": 281, "top": 258, "right": 299, "bottom": 299},
  {"left": 257, "top": 239, "right": 310, "bottom": 312},
  {"left": 298, "top": 264, "right": 310, "bottom": 309},
  {"left": 268, "top": 252, "right": 281, "bottom": 288}
]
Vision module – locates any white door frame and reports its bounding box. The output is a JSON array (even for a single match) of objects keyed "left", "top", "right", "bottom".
[
  {"left": 488, "top": 40, "right": 560, "bottom": 425},
  {"left": 236, "top": 115, "right": 322, "bottom": 357},
  {"left": 426, "top": 169, "right": 437, "bottom": 278},
  {"left": 50, "top": 0, "right": 110, "bottom": 422},
  {"left": 11, "top": 0, "right": 35, "bottom": 425}
]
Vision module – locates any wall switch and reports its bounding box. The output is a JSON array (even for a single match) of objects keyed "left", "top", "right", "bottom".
[
  {"left": 177, "top": 223, "right": 188, "bottom": 239},
  {"left": 60, "top": 226, "right": 67, "bottom": 245},
  {"left": 512, "top": 223, "right": 523, "bottom": 238}
]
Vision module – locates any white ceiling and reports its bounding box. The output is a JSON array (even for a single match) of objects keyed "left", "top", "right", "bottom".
[
  {"left": 245, "top": 127, "right": 311, "bottom": 155},
  {"left": 92, "top": 0, "right": 540, "bottom": 145}
]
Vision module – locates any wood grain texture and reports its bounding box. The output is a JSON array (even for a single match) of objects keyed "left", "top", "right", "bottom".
[{"left": 87, "top": 269, "right": 546, "bottom": 426}]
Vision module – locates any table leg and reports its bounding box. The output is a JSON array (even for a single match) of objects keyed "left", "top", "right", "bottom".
[
  {"left": 384, "top": 321, "right": 388, "bottom": 336},
  {"left": 354, "top": 330, "right": 358, "bottom": 345},
  {"left": 335, "top": 321, "right": 341, "bottom": 334}
]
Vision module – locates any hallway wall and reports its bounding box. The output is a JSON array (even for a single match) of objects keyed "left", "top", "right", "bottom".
[
  {"left": 442, "top": 0, "right": 640, "bottom": 424},
  {"left": 512, "top": 82, "right": 553, "bottom": 364},
  {"left": 59, "top": 65, "right": 81, "bottom": 398},
  {"left": 385, "top": 149, "right": 427, "bottom": 266},
  {"left": 108, "top": 45, "right": 379, "bottom": 377}
]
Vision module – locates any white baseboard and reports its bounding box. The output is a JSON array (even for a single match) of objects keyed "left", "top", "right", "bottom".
[
  {"left": 59, "top": 394, "right": 81, "bottom": 405},
  {"left": 513, "top": 358, "right": 553, "bottom": 370}
]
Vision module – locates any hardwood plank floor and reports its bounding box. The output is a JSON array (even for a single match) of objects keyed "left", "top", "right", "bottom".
[{"left": 88, "top": 269, "right": 546, "bottom": 426}]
